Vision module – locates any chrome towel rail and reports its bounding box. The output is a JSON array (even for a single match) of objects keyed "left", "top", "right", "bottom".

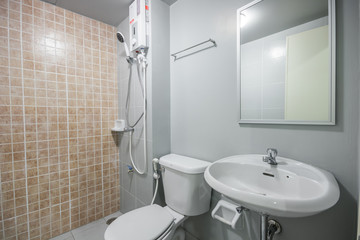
[{"left": 171, "top": 38, "right": 217, "bottom": 61}]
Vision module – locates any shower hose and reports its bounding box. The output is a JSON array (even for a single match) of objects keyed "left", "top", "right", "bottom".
[
  {"left": 125, "top": 53, "right": 148, "bottom": 175},
  {"left": 125, "top": 52, "right": 160, "bottom": 206}
]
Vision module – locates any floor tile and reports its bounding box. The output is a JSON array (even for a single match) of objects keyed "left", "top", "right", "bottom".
[
  {"left": 72, "top": 221, "right": 108, "bottom": 240},
  {"left": 50, "top": 232, "right": 74, "bottom": 240},
  {"left": 50, "top": 212, "right": 123, "bottom": 240},
  {"left": 71, "top": 218, "right": 106, "bottom": 236}
]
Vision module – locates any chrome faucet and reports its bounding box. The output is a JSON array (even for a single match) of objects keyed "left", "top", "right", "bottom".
[{"left": 263, "top": 148, "right": 278, "bottom": 165}]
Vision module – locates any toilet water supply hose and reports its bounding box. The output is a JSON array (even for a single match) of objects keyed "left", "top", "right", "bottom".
[{"left": 151, "top": 158, "right": 160, "bottom": 205}]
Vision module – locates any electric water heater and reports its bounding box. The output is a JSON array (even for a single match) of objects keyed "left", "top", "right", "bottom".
[{"left": 129, "top": 0, "right": 149, "bottom": 53}]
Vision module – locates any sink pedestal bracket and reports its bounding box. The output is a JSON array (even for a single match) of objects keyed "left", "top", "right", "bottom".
[{"left": 260, "top": 214, "right": 281, "bottom": 240}]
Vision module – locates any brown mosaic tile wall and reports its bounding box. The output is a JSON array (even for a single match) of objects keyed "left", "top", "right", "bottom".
[{"left": 0, "top": 0, "right": 120, "bottom": 239}]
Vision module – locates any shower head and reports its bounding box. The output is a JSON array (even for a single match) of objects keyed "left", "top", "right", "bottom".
[
  {"left": 116, "top": 32, "right": 125, "bottom": 43},
  {"left": 116, "top": 31, "right": 130, "bottom": 58}
]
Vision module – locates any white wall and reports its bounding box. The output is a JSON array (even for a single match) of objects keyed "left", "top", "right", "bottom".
[
  {"left": 170, "top": 0, "right": 359, "bottom": 239},
  {"left": 151, "top": 0, "right": 171, "bottom": 158}
]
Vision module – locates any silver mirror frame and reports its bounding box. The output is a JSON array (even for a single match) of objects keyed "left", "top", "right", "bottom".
[{"left": 237, "top": 0, "right": 336, "bottom": 125}]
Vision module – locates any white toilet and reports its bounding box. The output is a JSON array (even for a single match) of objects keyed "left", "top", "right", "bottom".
[{"left": 104, "top": 154, "right": 211, "bottom": 240}]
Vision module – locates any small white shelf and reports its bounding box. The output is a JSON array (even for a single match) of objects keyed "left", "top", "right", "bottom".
[{"left": 111, "top": 127, "right": 134, "bottom": 133}]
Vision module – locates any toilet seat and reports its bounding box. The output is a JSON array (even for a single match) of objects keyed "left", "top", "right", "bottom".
[{"left": 104, "top": 204, "right": 175, "bottom": 240}]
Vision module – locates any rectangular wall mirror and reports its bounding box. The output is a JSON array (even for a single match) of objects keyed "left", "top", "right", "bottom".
[{"left": 237, "top": 0, "right": 336, "bottom": 125}]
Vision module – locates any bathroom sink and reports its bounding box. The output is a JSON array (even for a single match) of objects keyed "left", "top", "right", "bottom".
[{"left": 204, "top": 155, "right": 339, "bottom": 217}]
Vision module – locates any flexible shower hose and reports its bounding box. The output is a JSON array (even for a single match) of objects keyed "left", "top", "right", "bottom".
[
  {"left": 125, "top": 53, "right": 148, "bottom": 175},
  {"left": 125, "top": 53, "right": 159, "bottom": 206}
]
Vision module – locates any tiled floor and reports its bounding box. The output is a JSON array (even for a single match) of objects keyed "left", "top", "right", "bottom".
[{"left": 50, "top": 212, "right": 123, "bottom": 240}]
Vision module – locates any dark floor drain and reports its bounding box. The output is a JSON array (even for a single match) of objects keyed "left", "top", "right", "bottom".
[{"left": 106, "top": 217, "right": 117, "bottom": 225}]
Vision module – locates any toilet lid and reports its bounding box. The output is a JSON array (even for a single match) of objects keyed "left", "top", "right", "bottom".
[{"left": 104, "top": 204, "right": 175, "bottom": 240}]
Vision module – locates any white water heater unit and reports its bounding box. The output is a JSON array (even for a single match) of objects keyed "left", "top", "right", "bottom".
[{"left": 129, "top": 0, "right": 149, "bottom": 53}]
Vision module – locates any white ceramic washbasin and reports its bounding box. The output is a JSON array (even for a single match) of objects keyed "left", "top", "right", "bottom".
[{"left": 204, "top": 155, "right": 340, "bottom": 217}]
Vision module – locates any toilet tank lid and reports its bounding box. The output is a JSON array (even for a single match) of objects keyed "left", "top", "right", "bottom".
[{"left": 160, "top": 154, "right": 210, "bottom": 174}]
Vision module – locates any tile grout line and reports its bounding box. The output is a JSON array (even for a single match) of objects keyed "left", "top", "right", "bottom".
[
  {"left": 64, "top": 7, "right": 72, "bottom": 230},
  {"left": 0, "top": 0, "right": 11, "bottom": 239},
  {"left": 89, "top": 19, "right": 96, "bottom": 223},
  {"left": 45, "top": 3, "right": 54, "bottom": 236},
  {"left": 99, "top": 22, "right": 104, "bottom": 219},
  {"left": 74, "top": 13, "right": 83, "bottom": 231},
  {"left": 74, "top": 15, "right": 80, "bottom": 229},
  {"left": 19, "top": 0, "right": 31, "bottom": 239},
  {"left": 44, "top": 4, "right": 51, "bottom": 237},
  {"left": 1, "top": 2, "right": 11, "bottom": 238},
  {"left": 8, "top": 1, "right": 18, "bottom": 238},
  {"left": 45, "top": 6, "right": 55, "bottom": 238},
  {"left": 47, "top": 3, "right": 58, "bottom": 238},
  {"left": 31, "top": 4, "right": 43, "bottom": 239},
  {"left": 30, "top": 1, "right": 41, "bottom": 239},
  {"left": 82, "top": 16, "right": 88, "bottom": 226},
  {"left": 72, "top": 11, "right": 82, "bottom": 232},
  {"left": 33, "top": 4, "right": 43, "bottom": 239}
]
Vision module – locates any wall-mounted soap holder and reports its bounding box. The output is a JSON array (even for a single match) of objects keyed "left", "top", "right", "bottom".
[
  {"left": 212, "top": 199, "right": 246, "bottom": 229},
  {"left": 111, "top": 127, "right": 134, "bottom": 133},
  {"left": 111, "top": 119, "right": 134, "bottom": 133}
]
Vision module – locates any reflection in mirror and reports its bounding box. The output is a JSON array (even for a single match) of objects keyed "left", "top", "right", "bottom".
[{"left": 237, "top": 0, "right": 335, "bottom": 125}]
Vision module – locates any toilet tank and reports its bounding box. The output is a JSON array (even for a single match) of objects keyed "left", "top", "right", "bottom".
[{"left": 159, "top": 154, "right": 211, "bottom": 216}]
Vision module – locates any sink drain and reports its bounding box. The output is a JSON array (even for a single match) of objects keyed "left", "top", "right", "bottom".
[{"left": 106, "top": 217, "right": 117, "bottom": 225}]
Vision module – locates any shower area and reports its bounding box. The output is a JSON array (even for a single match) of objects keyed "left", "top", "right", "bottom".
[
  {"left": 0, "top": 0, "right": 121, "bottom": 239},
  {"left": 0, "top": 0, "right": 170, "bottom": 238}
]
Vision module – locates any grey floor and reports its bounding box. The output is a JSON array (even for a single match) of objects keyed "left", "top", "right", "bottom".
[{"left": 50, "top": 211, "right": 122, "bottom": 240}]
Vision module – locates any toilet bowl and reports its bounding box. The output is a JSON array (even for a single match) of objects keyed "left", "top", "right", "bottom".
[{"left": 104, "top": 154, "right": 211, "bottom": 240}]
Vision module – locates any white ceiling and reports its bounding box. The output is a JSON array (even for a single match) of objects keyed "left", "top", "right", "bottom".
[{"left": 42, "top": 0, "right": 177, "bottom": 26}]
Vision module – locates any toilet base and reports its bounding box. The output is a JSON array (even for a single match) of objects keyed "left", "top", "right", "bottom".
[
  {"left": 171, "top": 227, "right": 186, "bottom": 240},
  {"left": 158, "top": 206, "right": 188, "bottom": 240}
]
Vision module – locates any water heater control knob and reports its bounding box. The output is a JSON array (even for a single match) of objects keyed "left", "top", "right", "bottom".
[{"left": 131, "top": 38, "right": 137, "bottom": 46}]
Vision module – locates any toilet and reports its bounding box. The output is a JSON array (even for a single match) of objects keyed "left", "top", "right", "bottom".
[{"left": 104, "top": 154, "right": 211, "bottom": 240}]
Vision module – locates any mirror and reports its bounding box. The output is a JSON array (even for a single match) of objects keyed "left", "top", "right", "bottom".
[{"left": 237, "top": 0, "right": 335, "bottom": 125}]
